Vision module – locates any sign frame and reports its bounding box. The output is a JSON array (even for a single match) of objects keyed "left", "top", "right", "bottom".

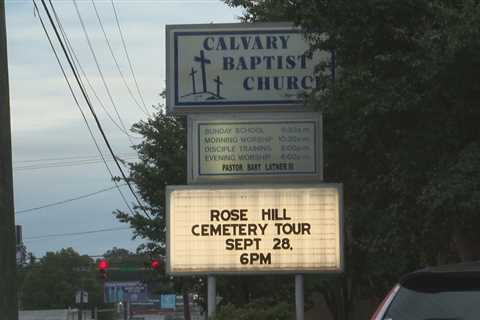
[
  {"left": 187, "top": 112, "right": 323, "bottom": 184},
  {"left": 165, "top": 183, "right": 344, "bottom": 276},
  {"left": 166, "top": 22, "right": 331, "bottom": 114}
]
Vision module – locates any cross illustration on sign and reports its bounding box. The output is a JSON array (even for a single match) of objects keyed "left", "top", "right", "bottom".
[
  {"left": 193, "top": 50, "right": 211, "bottom": 93},
  {"left": 213, "top": 75, "right": 223, "bottom": 98},
  {"left": 181, "top": 50, "right": 225, "bottom": 101},
  {"left": 189, "top": 68, "right": 197, "bottom": 94}
]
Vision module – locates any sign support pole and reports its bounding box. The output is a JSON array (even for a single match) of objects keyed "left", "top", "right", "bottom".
[
  {"left": 207, "top": 275, "right": 216, "bottom": 318},
  {"left": 78, "top": 288, "right": 83, "bottom": 320},
  {"left": 295, "top": 274, "right": 304, "bottom": 320},
  {"left": 123, "top": 300, "right": 127, "bottom": 320}
]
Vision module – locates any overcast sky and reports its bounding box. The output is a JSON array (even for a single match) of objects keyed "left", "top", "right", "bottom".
[{"left": 6, "top": 0, "right": 243, "bottom": 257}]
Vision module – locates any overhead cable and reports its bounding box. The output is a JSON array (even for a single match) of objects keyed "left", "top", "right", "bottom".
[
  {"left": 72, "top": 0, "right": 135, "bottom": 145},
  {"left": 110, "top": 0, "right": 151, "bottom": 116},
  {"left": 16, "top": 184, "right": 127, "bottom": 214},
  {"left": 39, "top": 0, "right": 151, "bottom": 219},
  {"left": 14, "top": 156, "right": 136, "bottom": 171},
  {"left": 24, "top": 226, "right": 131, "bottom": 241},
  {"left": 14, "top": 152, "right": 135, "bottom": 164},
  {"left": 91, "top": 0, "right": 150, "bottom": 117},
  {"left": 33, "top": 0, "right": 135, "bottom": 216},
  {"left": 48, "top": 0, "right": 137, "bottom": 139}
]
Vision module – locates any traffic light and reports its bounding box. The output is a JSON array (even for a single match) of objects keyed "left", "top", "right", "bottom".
[
  {"left": 97, "top": 259, "right": 109, "bottom": 280},
  {"left": 144, "top": 258, "right": 161, "bottom": 272},
  {"left": 150, "top": 259, "right": 160, "bottom": 271}
]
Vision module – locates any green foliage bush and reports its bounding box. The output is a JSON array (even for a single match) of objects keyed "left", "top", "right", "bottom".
[{"left": 212, "top": 302, "right": 292, "bottom": 320}]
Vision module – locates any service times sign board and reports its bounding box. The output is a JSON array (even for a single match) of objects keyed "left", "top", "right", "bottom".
[
  {"left": 166, "top": 184, "right": 343, "bottom": 275},
  {"left": 187, "top": 112, "right": 323, "bottom": 183},
  {"left": 166, "top": 23, "right": 331, "bottom": 113}
]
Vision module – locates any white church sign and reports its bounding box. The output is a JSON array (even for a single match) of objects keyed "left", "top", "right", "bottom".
[
  {"left": 166, "top": 184, "right": 343, "bottom": 275},
  {"left": 166, "top": 23, "right": 331, "bottom": 113},
  {"left": 187, "top": 112, "right": 323, "bottom": 183}
]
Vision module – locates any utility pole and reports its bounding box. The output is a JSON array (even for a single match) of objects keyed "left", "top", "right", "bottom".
[{"left": 0, "top": 1, "right": 19, "bottom": 320}]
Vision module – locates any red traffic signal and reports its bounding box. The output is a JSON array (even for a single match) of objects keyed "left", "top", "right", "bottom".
[
  {"left": 150, "top": 259, "right": 160, "bottom": 270},
  {"left": 97, "top": 259, "right": 109, "bottom": 271},
  {"left": 97, "top": 259, "right": 109, "bottom": 280}
]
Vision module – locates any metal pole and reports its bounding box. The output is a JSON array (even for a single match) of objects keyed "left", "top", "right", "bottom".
[
  {"left": 295, "top": 274, "right": 304, "bottom": 320},
  {"left": 0, "top": 1, "right": 18, "bottom": 319},
  {"left": 207, "top": 275, "right": 216, "bottom": 319},
  {"left": 78, "top": 288, "right": 83, "bottom": 320}
]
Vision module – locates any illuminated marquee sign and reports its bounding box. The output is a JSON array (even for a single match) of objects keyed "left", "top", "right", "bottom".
[
  {"left": 166, "top": 184, "right": 343, "bottom": 275},
  {"left": 166, "top": 23, "right": 331, "bottom": 113},
  {"left": 187, "top": 112, "right": 323, "bottom": 183}
]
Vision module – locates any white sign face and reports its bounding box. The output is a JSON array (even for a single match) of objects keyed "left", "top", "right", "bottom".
[
  {"left": 166, "top": 23, "right": 331, "bottom": 113},
  {"left": 188, "top": 113, "right": 322, "bottom": 183},
  {"left": 166, "top": 184, "right": 343, "bottom": 275}
]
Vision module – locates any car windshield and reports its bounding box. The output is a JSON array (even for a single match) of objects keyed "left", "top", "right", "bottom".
[{"left": 383, "top": 274, "right": 480, "bottom": 320}]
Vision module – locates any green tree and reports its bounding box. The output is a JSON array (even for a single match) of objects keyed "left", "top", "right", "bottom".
[
  {"left": 114, "top": 110, "right": 198, "bottom": 319},
  {"left": 117, "top": 2, "right": 480, "bottom": 319},
  {"left": 224, "top": 0, "right": 480, "bottom": 318},
  {"left": 115, "top": 110, "right": 186, "bottom": 254},
  {"left": 115, "top": 109, "right": 295, "bottom": 315},
  {"left": 212, "top": 301, "right": 292, "bottom": 320},
  {"left": 18, "top": 248, "right": 102, "bottom": 310}
]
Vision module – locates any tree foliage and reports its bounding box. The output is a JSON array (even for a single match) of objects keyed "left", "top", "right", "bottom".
[
  {"left": 114, "top": 111, "right": 187, "bottom": 254},
  {"left": 117, "top": 109, "right": 295, "bottom": 312},
  {"left": 115, "top": 110, "right": 200, "bottom": 319},
  {"left": 225, "top": 0, "right": 480, "bottom": 303},
  {"left": 18, "top": 248, "right": 102, "bottom": 310},
  {"left": 118, "top": 1, "right": 480, "bottom": 318},
  {"left": 212, "top": 301, "right": 292, "bottom": 320}
]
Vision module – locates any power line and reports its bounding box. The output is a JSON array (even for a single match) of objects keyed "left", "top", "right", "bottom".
[
  {"left": 39, "top": 0, "right": 150, "bottom": 219},
  {"left": 33, "top": 0, "right": 135, "bottom": 216},
  {"left": 72, "top": 0, "right": 135, "bottom": 145},
  {"left": 15, "top": 184, "right": 127, "bottom": 214},
  {"left": 24, "top": 226, "right": 131, "bottom": 241},
  {"left": 47, "top": 0, "right": 140, "bottom": 140},
  {"left": 14, "top": 152, "right": 136, "bottom": 164},
  {"left": 110, "top": 0, "right": 151, "bottom": 116},
  {"left": 13, "top": 156, "right": 136, "bottom": 171},
  {"left": 91, "top": 0, "right": 150, "bottom": 117}
]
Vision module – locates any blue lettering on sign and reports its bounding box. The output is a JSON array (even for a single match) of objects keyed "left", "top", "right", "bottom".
[
  {"left": 243, "top": 77, "right": 254, "bottom": 91},
  {"left": 203, "top": 35, "right": 291, "bottom": 51},
  {"left": 203, "top": 37, "right": 214, "bottom": 50},
  {"left": 222, "top": 55, "right": 309, "bottom": 71},
  {"left": 242, "top": 76, "right": 321, "bottom": 91}
]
